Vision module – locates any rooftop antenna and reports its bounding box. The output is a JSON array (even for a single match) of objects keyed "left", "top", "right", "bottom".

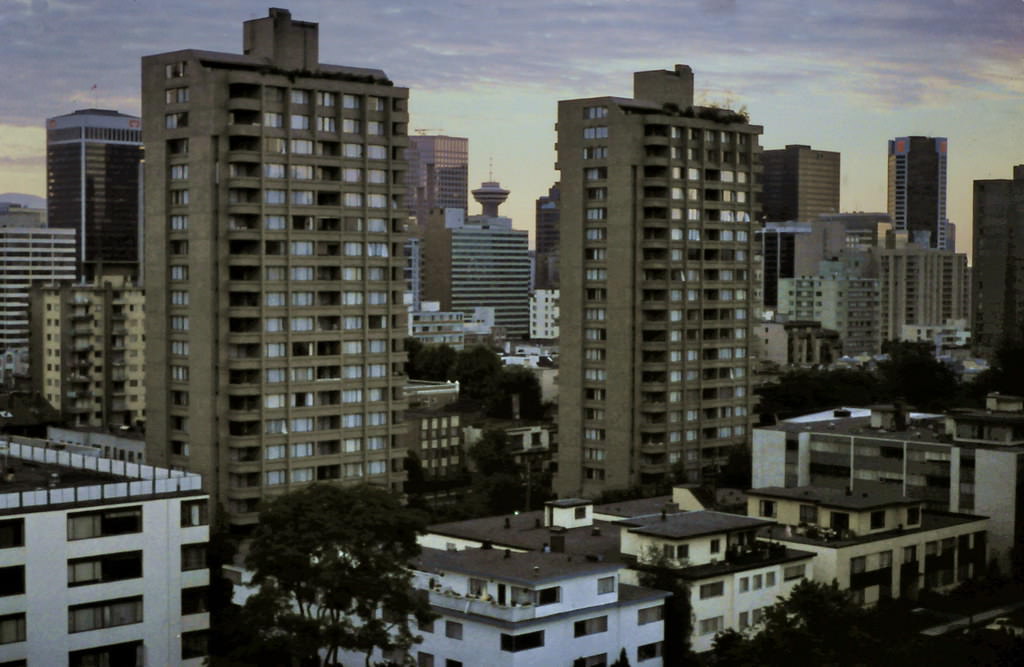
[{"left": 488, "top": 156, "right": 494, "bottom": 181}]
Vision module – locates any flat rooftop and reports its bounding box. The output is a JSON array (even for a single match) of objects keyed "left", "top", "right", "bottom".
[
  {"left": 428, "top": 510, "right": 623, "bottom": 562},
  {"left": 750, "top": 485, "right": 921, "bottom": 510},
  {"left": 620, "top": 510, "right": 773, "bottom": 539},
  {"left": 0, "top": 459, "right": 129, "bottom": 494},
  {"left": 760, "top": 413, "right": 1024, "bottom": 452},
  {"left": 595, "top": 495, "right": 674, "bottom": 518},
  {"left": 418, "top": 546, "right": 618, "bottom": 586}
]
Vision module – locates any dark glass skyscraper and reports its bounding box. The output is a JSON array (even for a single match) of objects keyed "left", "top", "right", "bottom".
[
  {"left": 46, "top": 109, "right": 143, "bottom": 279},
  {"left": 888, "top": 136, "right": 949, "bottom": 249}
]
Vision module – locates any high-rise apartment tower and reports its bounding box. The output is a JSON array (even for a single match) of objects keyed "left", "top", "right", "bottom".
[
  {"left": 972, "top": 165, "right": 1024, "bottom": 356},
  {"left": 142, "top": 9, "right": 410, "bottom": 526},
  {"left": 46, "top": 108, "right": 143, "bottom": 280},
  {"left": 556, "top": 65, "right": 760, "bottom": 496},
  {"left": 888, "top": 136, "right": 949, "bottom": 249},
  {"left": 760, "top": 144, "right": 840, "bottom": 222}
]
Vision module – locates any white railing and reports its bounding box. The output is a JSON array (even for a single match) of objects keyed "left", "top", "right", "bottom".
[{"left": 0, "top": 440, "right": 203, "bottom": 512}]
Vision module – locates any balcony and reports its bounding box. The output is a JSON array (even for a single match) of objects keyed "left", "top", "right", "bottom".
[{"left": 425, "top": 589, "right": 539, "bottom": 623}]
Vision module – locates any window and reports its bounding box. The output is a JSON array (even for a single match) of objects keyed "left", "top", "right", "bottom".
[
  {"left": 573, "top": 615, "right": 608, "bottom": 637},
  {"left": 342, "top": 94, "right": 361, "bottom": 109},
  {"left": 170, "top": 189, "right": 189, "bottom": 205},
  {"left": 68, "top": 507, "right": 142, "bottom": 540},
  {"left": 417, "top": 654, "right": 434, "bottom": 667},
  {"left": 783, "top": 564, "right": 806, "bottom": 581},
  {"left": 739, "top": 577, "right": 749, "bottom": 593},
  {"left": 830, "top": 512, "right": 850, "bottom": 531},
  {"left": 879, "top": 550, "right": 892, "bottom": 568},
  {"left": 534, "top": 586, "right": 560, "bottom": 605},
  {"left": 343, "top": 143, "right": 363, "bottom": 158},
  {"left": 752, "top": 574, "right": 763, "bottom": 590},
  {"left": 700, "top": 581, "right": 724, "bottom": 599},
  {"left": 182, "top": 630, "right": 208, "bottom": 660},
  {"left": 638, "top": 642, "right": 663, "bottom": 662},
  {"left": 165, "top": 61, "right": 188, "bottom": 78},
  {"left": 710, "top": 539, "right": 720, "bottom": 554},
  {"left": 367, "top": 145, "right": 387, "bottom": 159},
  {"left": 0, "top": 566, "right": 23, "bottom": 597},
  {"left": 583, "top": 126, "right": 608, "bottom": 139},
  {"left": 170, "top": 214, "right": 188, "bottom": 230},
  {"left": 181, "top": 499, "right": 208, "bottom": 527},
  {"left": 870, "top": 511, "right": 886, "bottom": 529},
  {"left": 170, "top": 164, "right": 188, "bottom": 180},
  {"left": 907, "top": 507, "right": 921, "bottom": 525},
  {"left": 698, "top": 616, "right": 723, "bottom": 635},
  {"left": 799, "top": 504, "right": 818, "bottom": 524},
  {"left": 69, "top": 596, "right": 143, "bottom": 633},
  {"left": 0, "top": 613, "right": 25, "bottom": 645},
  {"left": 291, "top": 89, "right": 310, "bottom": 104},
  {"left": 181, "top": 543, "right": 206, "bottom": 571},
  {"left": 759, "top": 500, "right": 776, "bottom": 518},
  {"left": 290, "top": 114, "right": 310, "bottom": 130},
  {"left": 181, "top": 586, "right": 209, "bottom": 615},
  {"left": 584, "top": 106, "right": 608, "bottom": 119},
  {"left": 165, "top": 112, "right": 188, "bottom": 128},
  {"left": 66, "top": 551, "right": 142, "bottom": 588},
  {"left": 0, "top": 519, "right": 24, "bottom": 548},
  {"left": 597, "top": 576, "right": 615, "bottom": 594},
  {"left": 291, "top": 139, "right": 313, "bottom": 154},
  {"left": 445, "top": 620, "right": 463, "bottom": 639},
  {"left": 766, "top": 571, "right": 776, "bottom": 587},
  {"left": 638, "top": 605, "right": 664, "bottom": 625},
  {"left": 317, "top": 91, "right": 337, "bottom": 107}
]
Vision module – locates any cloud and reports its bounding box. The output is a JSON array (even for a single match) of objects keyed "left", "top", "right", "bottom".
[{"left": 0, "top": 0, "right": 1021, "bottom": 129}]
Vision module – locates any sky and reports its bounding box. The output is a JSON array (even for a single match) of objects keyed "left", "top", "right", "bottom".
[{"left": 1, "top": 0, "right": 1021, "bottom": 255}]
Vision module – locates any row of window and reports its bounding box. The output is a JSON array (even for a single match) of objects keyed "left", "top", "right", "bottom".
[
  {"left": 171, "top": 213, "right": 397, "bottom": 233},
  {"left": 0, "top": 501, "right": 208, "bottom": 547}
]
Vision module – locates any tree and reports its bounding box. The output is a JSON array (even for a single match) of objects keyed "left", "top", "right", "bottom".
[
  {"left": 878, "top": 341, "right": 959, "bottom": 410},
  {"left": 484, "top": 365, "right": 544, "bottom": 420},
  {"left": 405, "top": 338, "right": 458, "bottom": 381},
  {"left": 756, "top": 367, "right": 882, "bottom": 423},
  {"left": 242, "top": 484, "right": 435, "bottom": 666},
  {"left": 636, "top": 552, "right": 696, "bottom": 665},
  {"left": 467, "top": 429, "right": 525, "bottom": 514},
  {"left": 452, "top": 345, "right": 503, "bottom": 402}
]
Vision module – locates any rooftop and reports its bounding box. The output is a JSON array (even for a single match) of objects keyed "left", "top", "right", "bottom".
[
  {"left": 749, "top": 484, "right": 921, "bottom": 510},
  {"left": 621, "top": 510, "right": 773, "bottom": 539},
  {"left": 428, "top": 510, "right": 623, "bottom": 562},
  {"left": 0, "top": 459, "right": 128, "bottom": 494},
  {"left": 417, "top": 546, "right": 618, "bottom": 586},
  {"left": 0, "top": 440, "right": 204, "bottom": 515},
  {"left": 594, "top": 495, "right": 674, "bottom": 518}
]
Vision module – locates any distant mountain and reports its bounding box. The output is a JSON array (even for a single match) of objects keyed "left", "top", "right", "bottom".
[{"left": 0, "top": 193, "right": 45, "bottom": 209}]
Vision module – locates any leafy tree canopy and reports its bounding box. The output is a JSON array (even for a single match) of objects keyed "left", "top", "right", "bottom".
[{"left": 243, "top": 484, "right": 434, "bottom": 667}]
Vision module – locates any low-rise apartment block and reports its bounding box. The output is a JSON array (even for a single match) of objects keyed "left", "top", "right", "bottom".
[
  {"left": 753, "top": 395, "right": 1021, "bottom": 571},
  {"left": 411, "top": 547, "right": 668, "bottom": 666},
  {"left": 747, "top": 485, "right": 987, "bottom": 604},
  {"left": 0, "top": 439, "right": 209, "bottom": 666}
]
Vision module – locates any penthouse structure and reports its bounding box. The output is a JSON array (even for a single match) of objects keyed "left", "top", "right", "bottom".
[{"left": 141, "top": 9, "right": 410, "bottom": 525}]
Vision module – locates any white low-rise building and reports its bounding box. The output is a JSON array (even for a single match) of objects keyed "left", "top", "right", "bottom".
[
  {"left": 0, "top": 440, "right": 209, "bottom": 666},
  {"left": 617, "top": 510, "right": 815, "bottom": 652},
  {"left": 412, "top": 547, "right": 668, "bottom": 666}
]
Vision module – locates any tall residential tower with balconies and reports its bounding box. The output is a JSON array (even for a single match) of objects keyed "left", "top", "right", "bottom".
[
  {"left": 142, "top": 9, "right": 410, "bottom": 526},
  {"left": 556, "top": 66, "right": 760, "bottom": 496}
]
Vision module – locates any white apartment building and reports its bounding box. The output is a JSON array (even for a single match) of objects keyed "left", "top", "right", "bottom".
[
  {"left": 617, "top": 510, "right": 814, "bottom": 652},
  {"left": 0, "top": 440, "right": 209, "bottom": 666},
  {"left": 410, "top": 547, "right": 668, "bottom": 666},
  {"left": 530, "top": 289, "right": 559, "bottom": 340}
]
